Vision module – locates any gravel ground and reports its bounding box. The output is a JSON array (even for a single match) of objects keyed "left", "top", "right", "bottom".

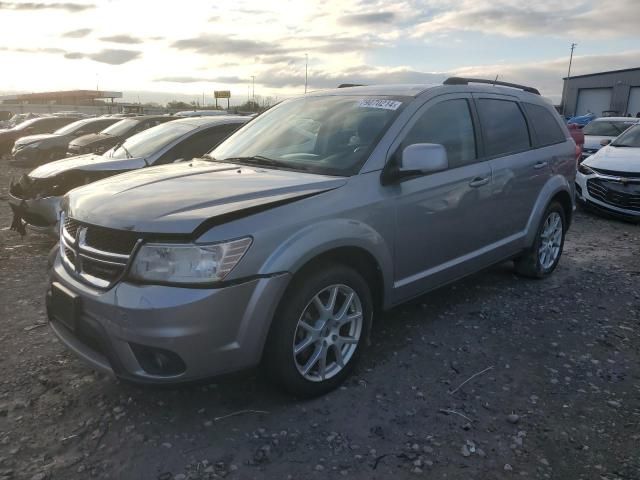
[{"left": 1, "top": 162, "right": 639, "bottom": 480}]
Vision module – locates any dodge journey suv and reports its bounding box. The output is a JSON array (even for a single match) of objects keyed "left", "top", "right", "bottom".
[{"left": 47, "top": 78, "right": 576, "bottom": 397}]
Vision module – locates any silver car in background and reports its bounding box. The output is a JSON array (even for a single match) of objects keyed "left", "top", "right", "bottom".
[{"left": 47, "top": 78, "right": 576, "bottom": 397}]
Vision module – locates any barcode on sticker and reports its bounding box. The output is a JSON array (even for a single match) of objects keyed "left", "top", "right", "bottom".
[{"left": 358, "top": 99, "right": 402, "bottom": 110}]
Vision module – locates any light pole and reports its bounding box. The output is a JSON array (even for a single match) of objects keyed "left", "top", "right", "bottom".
[
  {"left": 305, "top": 53, "right": 308, "bottom": 94},
  {"left": 251, "top": 76, "right": 255, "bottom": 103},
  {"left": 561, "top": 43, "right": 577, "bottom": 117}
]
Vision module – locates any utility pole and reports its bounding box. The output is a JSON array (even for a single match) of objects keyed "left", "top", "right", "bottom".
[
  {"left": 562, "top": 43, "right": 577, "bottom": 117},
  {"left": 305, "top": 53, "right": 308, "bottom": 94},
  {"left": 251, "top": 76, "right": 255, "bottom": 103}
]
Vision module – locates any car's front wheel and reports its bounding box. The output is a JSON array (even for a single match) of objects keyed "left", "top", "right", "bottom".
[
  {"left": 515, "top": 201, "right": 566, "bottom": 278},
  {"left": 265, "top": 264, "right": 372, "bottom": 397}
]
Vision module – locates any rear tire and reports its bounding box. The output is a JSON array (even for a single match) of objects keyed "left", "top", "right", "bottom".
[
  {"left": 515, "top": 201, "right": 566, "bottom": 278},
  {"left": 265, "top": 264, "right": 372, "bottom": 397}
]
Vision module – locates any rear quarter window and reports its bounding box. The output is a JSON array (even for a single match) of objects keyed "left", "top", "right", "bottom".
[
  {"left": 523, "top": 103, "right": 565, "bottom": 146},
  {"left": 477, "top": 99, "right": 531, "bottom": 157}
]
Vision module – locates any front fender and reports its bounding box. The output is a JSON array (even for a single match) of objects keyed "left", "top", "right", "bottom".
[
  {"left": 524, "top": 174, "right": 575, "bottom": 246},
  {"left": 260, "top": 218, "right": 394, "bottom": 304}
]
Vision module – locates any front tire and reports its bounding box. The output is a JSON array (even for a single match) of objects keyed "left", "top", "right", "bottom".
[
  {"left": 265, "top": 264, "right": 372, "bottom": 397},
  {"left": 515, "top": 201, "right": 566, "bottom": 278}
]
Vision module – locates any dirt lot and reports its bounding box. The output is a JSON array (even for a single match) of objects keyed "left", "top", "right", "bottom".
[{"left": 0, "top": 162, "right": 639, "bottom": 480}]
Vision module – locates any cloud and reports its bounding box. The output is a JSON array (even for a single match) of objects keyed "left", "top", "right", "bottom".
[
  {"left": 1, "top": 46, "right": 65, "bottom": 54},
  {"left": 339, "top": 12, "right": 397, "bottom": 26},
  {"left": 100, "top": 34, "right": 143, "bottom": 44},
  {"left": 65, "top": 49, "right": 141, "bottom": 65},
  {"left": 62, "top": 28, "right": 91, "bottom": 38},
  {"left": 172, "top": 34, "right": 285, "bottom": 56},
  {"left": 451, "top": 49, "right": 640, "bottom": 102},
  {"left": 171, "top": 33, "right": 372, "bottom": 59},
  {"left": 0, "top": 1, "right": 94, "bottom": 12},
  {"left": 155, "top": 75, "right": 245, "bottom": 84},
  {"left": 413, "top": 0, "right": 640, "bottom": 38}
]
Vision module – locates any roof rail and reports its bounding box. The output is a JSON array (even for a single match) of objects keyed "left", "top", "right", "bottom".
[
  {"left": 443, "top": 77, "right": 540, "bottom": 95},
  {"left": 337, "top": 83, "right": 365, "bottom": 88}
]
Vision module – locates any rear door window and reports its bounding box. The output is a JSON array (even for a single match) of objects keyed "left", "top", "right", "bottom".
[
  {"left": 477, "top": 99, "right": 531, "bottom": 157},
  {"left": 523, "top": 103, "right": 566, "bottom": 146}
]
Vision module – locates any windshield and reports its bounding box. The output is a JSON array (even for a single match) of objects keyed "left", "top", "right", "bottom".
[
  {"left": 107, "top": 121, "right": 194, "bottom": 159},
  {"left": 13, "top": 117, "right": 44, "bottom": 131},
  {"left": 54, "top": 118, "right": 93, "bottom": 135},
  {"left": 611, "top": 125, "right": 640, "bottom": 148},
  {"left": 209, "top": 95, "right": 407, "bottom": 176},
  {"left": 582, "top": 120, "right": 636, "bottom": 136},
  {"left": 101, "top": 118, "right": 139, "bottom": 136}
]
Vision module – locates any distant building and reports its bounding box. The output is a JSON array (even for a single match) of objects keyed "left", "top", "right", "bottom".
[
  {"left": 0, "top": 90, "right": 122, "bottom": 106},
  {"left": 562, "top": 67, "right": 640, "bottom": 117}
]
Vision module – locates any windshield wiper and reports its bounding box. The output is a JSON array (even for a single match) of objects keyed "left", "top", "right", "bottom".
[
  {"left": 219, "top": 155, "right": 284, "bottom": 168},
  {"left": 612, "top": 144, "right": 636, "bottom": 148}
]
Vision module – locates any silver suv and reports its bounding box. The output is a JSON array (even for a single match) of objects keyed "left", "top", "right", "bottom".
[{"left": 47, "top": 78, "right": 576, "bottom": 396}]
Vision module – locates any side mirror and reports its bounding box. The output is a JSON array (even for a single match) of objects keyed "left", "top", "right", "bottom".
[
  {"left": 399, "top": 143, "right": 448, "bottom": 175},
  {"left": 600, "top": 139, "right": 611, "bottom": 146}
]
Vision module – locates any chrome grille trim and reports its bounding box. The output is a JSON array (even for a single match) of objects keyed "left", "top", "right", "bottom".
[{"left": 59, "top": 213, "right": 139, "bottom": 289}]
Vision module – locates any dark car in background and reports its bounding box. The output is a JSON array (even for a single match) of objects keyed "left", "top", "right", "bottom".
[
  {"left": 11, "top": 117, "right": 120, "bottom": 167},
  {"left": 0, "top": 116, "right": 79, "bottom": 157},
  {"left": 9, "top": 116, "right": 248, "bottom": 234},
  {"left": 67, "top": 116, "right": 174, "bottom": 156}
]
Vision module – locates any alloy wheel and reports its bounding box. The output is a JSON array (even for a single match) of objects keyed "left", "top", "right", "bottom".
[
  {"left": 292, "top": 284, "right": 363, "bottom": 382},
  {"left": 538, "top": 211, "right": 563, "bottom": 269}
]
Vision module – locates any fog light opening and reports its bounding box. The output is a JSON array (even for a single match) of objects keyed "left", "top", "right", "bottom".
[{"left": 130, "top": 343, "right": 186, "bottom": 376}]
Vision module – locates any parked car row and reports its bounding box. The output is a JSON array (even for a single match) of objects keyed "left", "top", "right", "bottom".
[
  {"left": 4, "top": 78, "right": 586, "bottom": 397},
  {"left": 9, "top": 116, "right": 248, "bottom": 234}
]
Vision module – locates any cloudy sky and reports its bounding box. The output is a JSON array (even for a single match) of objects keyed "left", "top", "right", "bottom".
[{"left": 1, "top": 0, "right": 639, "bottom": 105}]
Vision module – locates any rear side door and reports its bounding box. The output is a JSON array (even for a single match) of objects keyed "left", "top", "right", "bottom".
[
  {"left": 473, "top": 94, "right": 548, "bottom": 238},
  {"left": 390, "top": 94, "right": 498, "bottom": 300}
]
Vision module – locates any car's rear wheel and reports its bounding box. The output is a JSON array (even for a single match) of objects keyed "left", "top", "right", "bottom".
[
  {"left": 265, "top": 264, "right": 372, "bottom": 397},
  {"left": 515, "top": 201, "right": 566, "bottom": 278}
]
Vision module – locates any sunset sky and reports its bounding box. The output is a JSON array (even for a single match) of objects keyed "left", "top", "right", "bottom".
[{"left": 1, "top": 0, "right": 639, "bottom": 105}]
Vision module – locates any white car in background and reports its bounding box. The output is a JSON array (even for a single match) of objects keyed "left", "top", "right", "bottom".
[
  {"left": 580, "top": 117, "right": 640, "bottom": 161},
  {"left": 576, "top": 124, "right": 640, "bottom": 220}
]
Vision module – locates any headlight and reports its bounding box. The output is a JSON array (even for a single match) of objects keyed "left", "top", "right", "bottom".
[
  {"left": 23, "top": 142, "right": 41, "bottom": 149},
  {"left": 578, "top": 163, "right": 595, "bottom": 175},
  {"left": 129, "top": 237, "right": 252, "bottom": 284}
]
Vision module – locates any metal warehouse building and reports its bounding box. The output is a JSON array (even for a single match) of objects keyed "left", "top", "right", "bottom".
[{"left": 562, "top": 67, "right": 640, "bottom": 117}]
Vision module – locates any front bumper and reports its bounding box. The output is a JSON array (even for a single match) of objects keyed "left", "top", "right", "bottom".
[
  {"left": 575, "top": 171, "right": 640, "bottom": 220},
  {"left": 7, "top": 191, "right": 61, "bottom": 235},
  {"left": 10, "top": 146, "right": 41, "bottom": 167},
  {"left": 46, "top": 255, "right": 291, "bottom": 383}
]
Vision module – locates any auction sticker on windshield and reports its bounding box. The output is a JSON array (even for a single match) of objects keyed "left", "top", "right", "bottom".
[{"left": 358, "top": 99, "right": 402, "bottom": 110}]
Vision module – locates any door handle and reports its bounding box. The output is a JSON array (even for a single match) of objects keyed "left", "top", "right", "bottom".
[
  {"left": 534, "top": 161, "right": 548, "bottom": 169},
  {"left": 468, "top": 176, "right": 489, "bottom": 187}
]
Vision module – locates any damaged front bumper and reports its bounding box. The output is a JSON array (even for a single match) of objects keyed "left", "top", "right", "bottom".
[{"left": 8, "top": 177, "right": 61, "bottom": 235}]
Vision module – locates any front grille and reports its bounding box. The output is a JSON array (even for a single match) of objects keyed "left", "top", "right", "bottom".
[
  {"left": 592, "top": 167, "right": 640, "bottom": 179},
  {"left": 60, "top": 214, "right": 139, "bottom": 288},
  {"left": 85, "top": 225, "right": 139, "bottom": 255},
  {"left": 587, "top": 178, "right": 640, "bottom": 212}
]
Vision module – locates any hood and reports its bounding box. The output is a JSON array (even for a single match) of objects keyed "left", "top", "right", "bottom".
[
  {"left": 583, "top": 145, "right": 640, "bottom": 173},
  {"left": 66, "top": 160, "right": 347, "bottom": 234},
  {"left": 70, "top": 133, "right": 117, "bottom": 147},
  {"left": 29, "top": 153, "right": 146, "bottom": 178},
  {"left": 14, "top": 133, "right": 62, "bottom": 147},
  {"left": 583, "top": 135, "right": 613, "bottom": 150}
]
